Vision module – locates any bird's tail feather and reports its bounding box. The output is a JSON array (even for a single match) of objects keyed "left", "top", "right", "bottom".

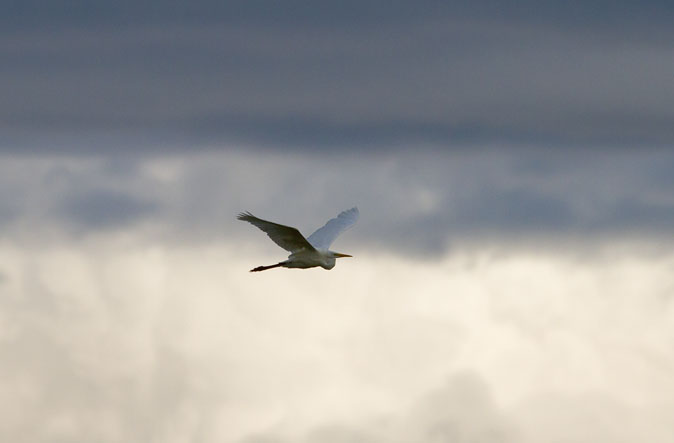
[{"left": 250, "top": 262, "right": 285, "bottom": 272}]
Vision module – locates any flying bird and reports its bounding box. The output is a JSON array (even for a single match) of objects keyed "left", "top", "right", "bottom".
[{"left": 237, "top": 207, "right": 359, "bottom": 272}]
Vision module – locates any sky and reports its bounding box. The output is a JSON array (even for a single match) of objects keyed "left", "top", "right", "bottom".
[{"left": 1, "top": 2, "right": 674, "bottom": 442}]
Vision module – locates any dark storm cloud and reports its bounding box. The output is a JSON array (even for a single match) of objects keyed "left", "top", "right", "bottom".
[
  {"left": 4, "top": 0, "right": 673, "bottom": 28},
  {"left": 2, "top": 0, "right": 674, "bottom": 151}
]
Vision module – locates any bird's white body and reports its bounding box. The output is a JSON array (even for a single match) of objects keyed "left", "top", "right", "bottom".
[
  {"left": 286, "top": 249, "right": 337, "bottom": 270},
  {"left": 237, "top": 208, "right": 359, "bottom": 272}
]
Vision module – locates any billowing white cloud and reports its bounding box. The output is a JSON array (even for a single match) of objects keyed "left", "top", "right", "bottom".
[{"left": 1, "top": 234, "right": 673, "bottom": 442}]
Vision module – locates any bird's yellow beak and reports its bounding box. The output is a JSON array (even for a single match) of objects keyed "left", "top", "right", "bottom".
[{"left": 334, "top": 253, "right": 352, "bottom": 258}]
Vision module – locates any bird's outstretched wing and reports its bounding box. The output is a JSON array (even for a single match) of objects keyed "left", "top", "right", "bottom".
[
  {"left": 237, "top": 212, "right": 316, "bottom": 253},
  {"left": 307, "top": 207, "right": 359, "bottom": 250}
]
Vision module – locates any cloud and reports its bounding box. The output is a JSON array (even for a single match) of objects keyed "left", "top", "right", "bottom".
[
  {"left": 0, "top": 200, "right": 17, "bottom": 226},
  {"left": 56, "top": 188, "right": 160, "bottom": 230},
  {"left": 270, "top": 371, "right": 517, "bottom": 443},
  {"left": 2, "top": 4, "right": 673, "bottom": 151},
  {"left": 0, "top": 244, "right": 226, "bottom": 442},
  {"left": 240, "top": 370, "right": 674, "bottom": 443},
  {"left": 1, "top": 149, "right": 673, "bottom": 254},
  {"left": 1, "top": 235, "right": 673, "bottom": 442},
  {"left": 3, "top": 0, "right": 673, "bottom": 29}
]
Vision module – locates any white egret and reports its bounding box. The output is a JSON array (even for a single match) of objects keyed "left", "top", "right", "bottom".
[{"left": 237, "top": 207, "right": 359, "bottom": 272}]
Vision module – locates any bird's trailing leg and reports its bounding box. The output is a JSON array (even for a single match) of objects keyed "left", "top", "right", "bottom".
[{"left": 250, "top": 262, "right": 285, "bottom": 272}]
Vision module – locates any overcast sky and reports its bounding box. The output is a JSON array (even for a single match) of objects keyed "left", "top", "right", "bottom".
[
  {"left": 2, "top": 2, "right": 674, "bottom": 442},
  {"left": 2, "top": 0, "right": 674, "bottom": 150}
]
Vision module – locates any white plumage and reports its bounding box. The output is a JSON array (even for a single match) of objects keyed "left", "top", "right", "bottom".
[{"left": 237, "top": 207, "right": 359, "bottom": 272}]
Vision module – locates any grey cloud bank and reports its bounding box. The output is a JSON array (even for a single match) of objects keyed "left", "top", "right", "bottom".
[
  {"left": 2, "top": 0, "right": 674, "bottom": 150},
  {"left": 1, "top": 149, "right": 673, "bottom": 257},
  {"left": 6, "top": 1, "right": 673, "bottom": 28},
  {"left": 57, "top": 188, "right": 159, "bottom": 229}
]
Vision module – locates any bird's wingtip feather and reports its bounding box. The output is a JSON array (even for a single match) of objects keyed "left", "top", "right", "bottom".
[
  {"left": 343, "top": 207, "right": 359, "bottom": 218},
  {"left": 237, "top": 211, "right": 254, "bottom": 220}
]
